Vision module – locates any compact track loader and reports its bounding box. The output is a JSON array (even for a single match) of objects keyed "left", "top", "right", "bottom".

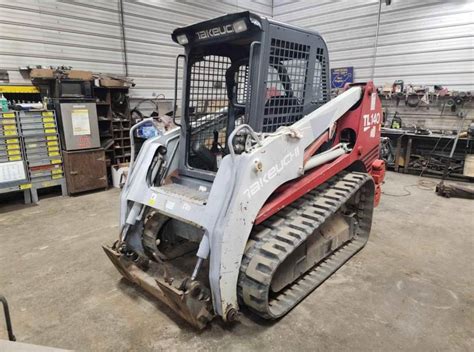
[{"left": 103, "top": 12, "right": 385, "bottom": 329}]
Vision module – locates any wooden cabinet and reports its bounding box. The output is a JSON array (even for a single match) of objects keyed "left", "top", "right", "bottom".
[{"left": 63, "top": 148, "right": 107, "bottom": 194}]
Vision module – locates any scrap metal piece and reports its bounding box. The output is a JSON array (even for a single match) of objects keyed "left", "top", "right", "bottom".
[{"left": 435, "top": 183, "right": 474, "bottom": 199}]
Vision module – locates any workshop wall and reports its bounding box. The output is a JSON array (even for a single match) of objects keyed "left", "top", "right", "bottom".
[
  {"left": 2, "top": 0, "right": 472, "bottom": 111},
  {"left": 0, "top": 0, "right": 272, "bottom": 102},
  {"left": 273, "top": 0, "right": 474, "bottom": 91},
  {"left": 121, "top": 0, "right": 272, "bottom": 100}
]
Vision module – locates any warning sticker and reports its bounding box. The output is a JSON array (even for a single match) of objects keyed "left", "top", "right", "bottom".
[
  {"left": 370, "top": 92, "right": 377, "bottom": 111},
  {"left": 71, "top": 109, "right": 91, "bottom": 136}
]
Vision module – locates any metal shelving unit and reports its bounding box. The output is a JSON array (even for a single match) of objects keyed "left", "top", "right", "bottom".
[{"left": 93, "top": 86, "right": 131, "bottom": 167}]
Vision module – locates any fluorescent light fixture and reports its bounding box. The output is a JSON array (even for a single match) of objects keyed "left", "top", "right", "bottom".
[
  {"left": 232, "top": 19, "right": 247, "bottom": 33},
  {"left": 177, "top": 34, "right": 188, "bottom": 45}
]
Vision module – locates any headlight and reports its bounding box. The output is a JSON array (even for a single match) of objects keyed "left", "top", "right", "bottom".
[
  {"left": 232, "top": 19, "right": 247, "bottom": 33},
  {"left": 177, "top": 34, "right": 188, "bottom": 45}
]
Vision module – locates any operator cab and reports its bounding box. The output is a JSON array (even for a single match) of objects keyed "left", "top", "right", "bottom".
[{"left": 172, "top": 11, "right": 330, "bottom": 181}]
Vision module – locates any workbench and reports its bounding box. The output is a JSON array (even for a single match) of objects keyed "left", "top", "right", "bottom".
[{"left": 381, "top": 128, "right": 473, "bottom": 181}]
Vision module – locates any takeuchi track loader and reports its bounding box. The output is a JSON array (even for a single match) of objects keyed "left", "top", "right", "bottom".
[{"left": 103, "top": 12, "right": 385, "bottom": 329}]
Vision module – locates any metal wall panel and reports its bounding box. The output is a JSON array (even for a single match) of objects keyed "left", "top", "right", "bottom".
[
  {"left": 0, "top": 0, "right": 124, "bottom": 79},
  {"left": 274, "top": 0, "right": 474, "bottom": 90},
  {"left": 122, "top": 0, "right": 272, "bottom": 100},
  {"left": 0, "top": 0, "right": 272, "bottom": 108},
  {"left": 3, "top": 0, "right": 470, "bottom": 112}
]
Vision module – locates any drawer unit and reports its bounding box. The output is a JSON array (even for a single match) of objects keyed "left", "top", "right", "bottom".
[
  {"left": 0, "top": 112, "right": 22, "bottom": 162},
  {"left": 17, "top": 110, "right": 68, "bottom": 201},
  {"left": 18, "top": 110, "right": 65, "bottom": 183},
  {"left": 0, "top": 111, "right": 31, "bottom": 197}
]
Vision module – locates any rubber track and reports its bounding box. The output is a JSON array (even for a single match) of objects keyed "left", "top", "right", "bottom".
[{"left": 238, "top": 172, "right": 374, "bottom": 319}]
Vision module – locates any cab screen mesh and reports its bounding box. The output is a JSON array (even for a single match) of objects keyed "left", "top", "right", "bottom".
[
  {"left": 263, "top": 39, "right": 310, "bottom": 133},
  {"left": 187, "top": 55, "right": 231, "bottom": 169}
]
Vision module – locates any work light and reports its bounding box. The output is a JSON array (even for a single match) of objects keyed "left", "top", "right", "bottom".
[
  {"left": 232, "top": 19, "right": 247, "bottom": 33},
  {"left": 177, "top": 34, "right": 188, "bottom": 45}
]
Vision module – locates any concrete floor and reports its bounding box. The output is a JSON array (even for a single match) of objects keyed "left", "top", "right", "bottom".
[{"left": 0, "top": 172, "right": 473, "bottom": 351}]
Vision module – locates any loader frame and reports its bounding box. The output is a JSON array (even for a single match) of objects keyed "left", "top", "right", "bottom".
[
  {"left": 112, "top": 82, "right": 382, "bottom": 322},
  {"left": 105, "top": 12, "right": 384, "bottom": 328}
]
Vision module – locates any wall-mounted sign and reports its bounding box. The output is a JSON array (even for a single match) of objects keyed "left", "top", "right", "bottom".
[{"left": 331, "top": 67, "right": 354, "bottom": 89}]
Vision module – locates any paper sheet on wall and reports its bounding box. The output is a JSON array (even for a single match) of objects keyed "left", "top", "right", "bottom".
[
  {"left": 71, "top": 109, "right": 91, "bottom": 136},
  {"left": 0, "top": 161, "right": 26, "bottom": 184}
]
